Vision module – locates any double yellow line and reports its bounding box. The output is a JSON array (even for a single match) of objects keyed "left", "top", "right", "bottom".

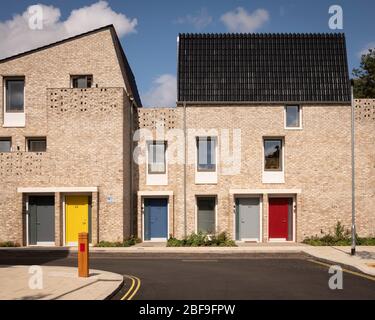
[
  {"left": 121, "top": 275, "right": 141, "bottom": 300},
  {"left": 308, "top": 259, "right": 375, "bottom": 281}
]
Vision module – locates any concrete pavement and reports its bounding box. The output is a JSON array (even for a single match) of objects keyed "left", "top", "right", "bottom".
[
  {"left": 0, "top": 265, "right": 123, "bottom": 300},
  {"left": 303, "top": 246, "right": 375, "bottom": 276}
]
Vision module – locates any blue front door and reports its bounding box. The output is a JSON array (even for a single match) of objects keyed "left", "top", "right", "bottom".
[{"left": 144, "top": 198, "right": 168, "bottom": 240}]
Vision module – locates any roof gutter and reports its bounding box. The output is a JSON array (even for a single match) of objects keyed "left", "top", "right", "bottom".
[{"left": 176, "top": 101, "right": 351, "bottom": 106}]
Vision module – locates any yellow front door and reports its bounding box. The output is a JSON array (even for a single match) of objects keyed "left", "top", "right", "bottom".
[{"left": 65, "top": 195, "right": 89, "bottom": 244}]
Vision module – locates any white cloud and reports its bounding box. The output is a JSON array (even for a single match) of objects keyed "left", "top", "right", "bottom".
[
  {"left": 358, "top": 42, "right": 375, "bottom": 58},
  {"left": 220, "top": 7, "right": 269, "bottom": 33},
  {"left": 0, "top": 1, "right": 137, "bottom": 59},
  {"left": 142, "top": 74, "right": 177, "bottom": 107},
  {"left": 64, "top": 1, "right": 137, "bottom": 36},
  {"left": 175, "top": 8, "right": 213, "bottom": 30}
]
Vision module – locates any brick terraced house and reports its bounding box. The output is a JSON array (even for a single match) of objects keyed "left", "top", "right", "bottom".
[
  {"left": 0, "top": 26, "right": 374, "bottom": 246},
  {"left": 136, "top": 33, "right": 374, "bottom": 243},
  {"left": 0, "top": 25, "right": 141, "bottom": 246}
]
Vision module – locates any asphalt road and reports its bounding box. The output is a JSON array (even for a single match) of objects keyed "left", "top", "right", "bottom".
[{"left": 0, "top": 252, "right": 374, "bottom": 300}]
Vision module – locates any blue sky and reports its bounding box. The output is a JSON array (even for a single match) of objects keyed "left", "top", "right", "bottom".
[{"left": 0, "top": 0, "right": 374, "bottom": 106}]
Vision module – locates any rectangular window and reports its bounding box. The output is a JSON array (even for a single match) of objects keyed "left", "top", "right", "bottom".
[
  {"left": 264, "top": 139, "right": 283, "bottom": 171},
  {"left": 197, "top": 137, "right": 216, "bottom": 172},
  {"left": 5, "top": 78, "right": 24, "bottom": 112},
  {"left": 0, "top": 137, "right": 11, "bottom": 152},
  {"left": 197, "top": 197, "right": 216, "bottom": 234},
  {"left": 27, "top": 137, "right": 47, "bottom": 152},
  {"left": 71, "top": 75, "right": 93, "bottom": 88},
  {"left": 285, "top": 105, "right": 301, "bottom": 128},
  {"left": 148, "top": 141, "right": 166, "bottom": 174}
]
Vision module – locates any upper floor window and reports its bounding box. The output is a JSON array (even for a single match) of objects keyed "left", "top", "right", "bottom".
[
  {"left": 147, "top": 141, "right": 166, "bottom": 174},
  {"left": 0, "top": 137, "right": 11, "bottom": 152},
  {"left": 197, "top": 137, "right": 216, "bottom": 172},
  {"left": 264, "top": 139, "right": 283, "bottom": 171},
  {"left": 27, "top": 137, "right": 47, "bottom": 152},
  {"left": 5, "top": 78, "right": 24, "bottom": 113},
  {"left": 71, "top": 75, "right": 93, "bottom": 88},
  {"left": 285, "top": 105, "right": 301, "bottom": 128}
]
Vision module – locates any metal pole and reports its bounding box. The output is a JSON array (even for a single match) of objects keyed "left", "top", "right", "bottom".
[
  {"left": 129, "top": 99, "right": 135, "bottom": 237},
  {"left": 350, "top": 83, "right": 356, "bottom": 256},
  {"left": 183, "top": 101, "right": 187, "bottom": 238}
]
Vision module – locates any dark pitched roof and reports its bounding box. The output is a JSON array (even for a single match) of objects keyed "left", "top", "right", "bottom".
[
  {"left": 0, "top": 24, "right": 142, "bottom": 107},
  {"left": 178, "top": 33, "right": 351, "bottom": 103},
  {"left": 109, "top": 27, "right": 142, "bottom": 107}
]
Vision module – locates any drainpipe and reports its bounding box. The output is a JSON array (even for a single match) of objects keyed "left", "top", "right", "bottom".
[
  {"left": 183, "top": 101, "right": 187, "bottom": 238},
  {"left": 129, "top": 97, "right": 135, "bottom": 237},
  {"left": 350, "top": 81, "right": 356, "bottom": 256}
]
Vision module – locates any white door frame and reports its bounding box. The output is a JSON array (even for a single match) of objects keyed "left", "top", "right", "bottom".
[
  {"left": 268, "top": 194, "right": 296, "bottom": 242},
  {"left": 25, "top": 193, "right": 56, "bottom": 247},
  {"left": 142, "top": 196, "right": 170, "bottom": 242},
  {"left": 63, "top": 193, "right": 92, "bottom": 246},
  {"left": 233, "top": 195, "right": 263, "bottom": 243}
]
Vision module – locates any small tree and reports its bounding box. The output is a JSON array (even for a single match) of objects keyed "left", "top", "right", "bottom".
[{"left": 353, "top": 48, "right": 375, "bottom": 98}]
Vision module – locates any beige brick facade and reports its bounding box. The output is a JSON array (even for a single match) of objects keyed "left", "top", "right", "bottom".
[
  {"left": 0, "top": 26, "right": 373, "bottom": 246},
  {"left": 354, "top": 99, "right": 375, "bottom": 237},
  {"left": 136, "top": 102, "right": 374, "bottom": 242},
  {"left": 0, "top": 27, "right": 135, "bottom": 245}
]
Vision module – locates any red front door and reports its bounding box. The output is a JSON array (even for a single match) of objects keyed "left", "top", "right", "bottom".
[{"left": 269, "top": 198, "right": 290, "bottom": 240}]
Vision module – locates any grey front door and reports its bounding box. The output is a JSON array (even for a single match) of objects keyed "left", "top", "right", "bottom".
[
  {"left": 28, "top": 196, "right": 55, "bottom": 245},
  {"left": 236, "top": 198, "right": 260, "bottom": 241}
]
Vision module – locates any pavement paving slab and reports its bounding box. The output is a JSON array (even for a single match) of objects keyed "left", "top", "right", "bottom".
[{"left": 0, "top": 265, "right": 123, "bottom": 300}]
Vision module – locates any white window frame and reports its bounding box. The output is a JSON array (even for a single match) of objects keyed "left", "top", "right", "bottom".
[
  {"left": 195, "top": 136, "right": 218, "bottom": 184},
  {"left": 284, "top": 105, "right": 303, "bottom": 130},
  {"left": 3, "top": 77, "right": 26, "bottom": 127},
  {"left": 146, "top": 140, "right": 168, "bottom": 185},
  {"left": 262, "top": 137, "right": 285, "bottom": 184}
]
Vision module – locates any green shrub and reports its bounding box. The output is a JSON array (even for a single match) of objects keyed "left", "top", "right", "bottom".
[
  {"left": 357, "top": 237, "right": 375, "bottom": 246},
  {"left": 0, "top": 241, "right": 20, "bottom": 247},
  {"left": 96, "top": 236, "right": 141, "bottom": 247},
  {"left": 96, "top": 241, "right": 123, "bottom": 247},
  {"left": 303, "top": 221, "right": 375, "bottom": 246},
  {"left": 208, "top": 232, "right": 236, "bottom": 247},
  {"left": 167, "top": 232, "right": 236, "bottom": 247},
  {"left": 166, "top": 237, "right": 183, "bottom": 247},
  {"left": 185, "top": 232, "right": 208, "bottom": 246}
]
